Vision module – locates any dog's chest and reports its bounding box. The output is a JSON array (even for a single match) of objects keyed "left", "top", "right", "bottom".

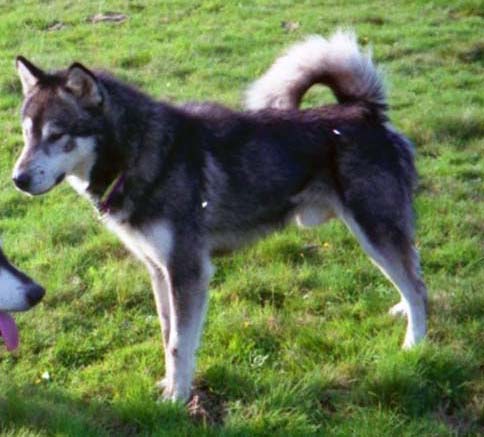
[{"left": 102, "top": 213, "right": 173, "bottom": 266}]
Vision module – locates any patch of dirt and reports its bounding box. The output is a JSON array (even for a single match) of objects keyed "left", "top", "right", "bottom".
[
  {"left": 187, "top": 386, "right": 226, "bottom": 426},
  {"left": 434, "top": 402, "right": 481, "bottom": 435},
  {"left": 88, "top": 12, "right": 127, "bottom": 24},
  {"left": 281, "top": 21, "right": 300, "bottom": 32},
  {"left": 458, "top": 42, "right": 484, "bottom": 64},
  {"left": 47, "top": 21, "right": 65, "bottom": 31}
]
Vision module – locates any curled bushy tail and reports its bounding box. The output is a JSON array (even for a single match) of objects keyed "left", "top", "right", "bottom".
[{"left": 245, "top": 30, "right": 386, "bottom": 115}]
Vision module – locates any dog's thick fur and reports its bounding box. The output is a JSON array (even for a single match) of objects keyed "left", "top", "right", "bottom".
[{"left": 13, "top": 31, "right": 427, "bottom": 401}]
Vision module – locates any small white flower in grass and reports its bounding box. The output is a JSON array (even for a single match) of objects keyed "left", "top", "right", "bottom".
[
  {"left": 251, "top": 353, "right": 269, "bottom": 368},
  {"left": 41, "top": 371, "right": 50, "bottom": 381}
]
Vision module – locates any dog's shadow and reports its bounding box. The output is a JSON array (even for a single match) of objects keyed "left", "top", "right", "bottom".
[
  {"left": 0, "top": 343, "right": 479, "bottom": 435},
  {"left": 0, "top": 383, "right": 137, "bottom": 435},
  {"left": 0, "top": 369, "right": 266, "bottom": 435},
  {"left": 192, "top": 345, "right": 479, "bottom": 433}
]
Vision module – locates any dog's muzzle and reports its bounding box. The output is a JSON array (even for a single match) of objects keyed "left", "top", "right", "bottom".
[
  {"left": 12, "top": 172, "right": 31, "bottom": 192},
  {"left": 26, "top": 283, "right": 45, "bottom": 307}
]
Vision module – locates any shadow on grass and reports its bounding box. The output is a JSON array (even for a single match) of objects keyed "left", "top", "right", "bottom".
[
  {"left": 0, "top": 382, "right": 231, "bottom": 436},
  {"left": 1, "top": 344, "right": 481, "bottom": 436},
  {"left": 354, "top": 346, "right": 481, "bottom": 434},
  {"left": 256, "top": 238, "right": 328, "bottom": 268},
  {"left": 433, "top": 113, "right": 484, "bottom": 145},
  {"left": 0, "top": 375, "right": 306, "bottom": 436},
  {"left": 0, "top": 383, "right": 137, "bottom": 436}
]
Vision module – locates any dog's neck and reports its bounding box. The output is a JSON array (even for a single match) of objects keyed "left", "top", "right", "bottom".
[{"left": 69, "top": 73, "right": 182, "bottom": 219}]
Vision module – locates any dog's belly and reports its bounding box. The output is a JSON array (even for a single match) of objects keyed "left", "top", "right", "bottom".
[{"left": 208, "top": 224, "right": 281, "bottom": 255}]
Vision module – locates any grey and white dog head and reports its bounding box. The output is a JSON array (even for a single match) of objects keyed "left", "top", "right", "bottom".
[
  {"left": 0, "top": 243, "right": 44, "bottom": 312},
  {"left": 12, "top": 57, "right": 103, "bottom": 195},
  {"left": 0, "top": 242, "right": 45, "bottom": 351}
]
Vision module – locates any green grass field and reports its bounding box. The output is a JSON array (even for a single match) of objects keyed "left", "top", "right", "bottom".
[{"left": 0, "top": 0, "right": 482, "bottom": 435}]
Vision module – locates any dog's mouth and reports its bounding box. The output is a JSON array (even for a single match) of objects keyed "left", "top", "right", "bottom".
[
  {"left": 0, "top": 311, "right": 19, "bottom": 351},
  {"left": 55, "top": 172, "right": 66, "bottom": 186},
  {"left": 28, "top": 172, "right": 67, "bottom": 196}
]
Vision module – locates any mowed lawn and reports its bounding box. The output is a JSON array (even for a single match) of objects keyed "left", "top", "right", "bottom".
[{"left": 0, "top": 1, "right": 482, "bottom": 435}]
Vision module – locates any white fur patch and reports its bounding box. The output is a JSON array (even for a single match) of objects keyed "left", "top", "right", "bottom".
[
  {"left": 22, "top": 117, "right": 33, "bottom": 142},
  {"left": 66, "top": 138, "right": 98, "bottom": 197},
  {"left": 41, "top": 122, "right": 64, "bottom": 142},
  {"left": 103, "top": 216, "right": 173, "bottom": 268},
  {"left": 245, "top": 30, "right": 385, "bottom": 111}
]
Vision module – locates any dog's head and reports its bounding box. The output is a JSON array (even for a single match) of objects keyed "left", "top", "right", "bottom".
[
  {"left": 12, "top": 57, "right": 103, "bottom": 195},
  {"left": 0, "top": 244, "right": 44, "bottom": 350}
]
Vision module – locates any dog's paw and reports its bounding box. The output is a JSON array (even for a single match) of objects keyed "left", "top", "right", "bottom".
[
  {"left": 159, "top": 386, "right": 191, "bottom": 403},
  {"left": 156, "top": 377, "right": 191, "bottom": 403},
  {"left": 402, "top": 333, "right": 424, "bottom": 350},
  {"left": 402, "top": 338, "right": 415, "bottom": 350},
  {"left": 389, "top": 301, "right": 407, "bottom": 317}
]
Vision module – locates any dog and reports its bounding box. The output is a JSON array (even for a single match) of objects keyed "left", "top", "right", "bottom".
[
  {"left": 0, "top": 242, "right": 45, "bottom": 351},
  {"left": 12, "top": 30, "right": 427, "bottom": 401}
]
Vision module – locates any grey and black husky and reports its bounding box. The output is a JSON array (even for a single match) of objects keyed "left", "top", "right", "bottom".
[{"left": 13, "top": 31, "right": 427, "bottom": 401}]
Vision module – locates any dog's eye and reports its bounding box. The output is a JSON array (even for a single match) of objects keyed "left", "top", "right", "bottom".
[{"left": 48, "top": 132, "right": 64, "bottom": 142}]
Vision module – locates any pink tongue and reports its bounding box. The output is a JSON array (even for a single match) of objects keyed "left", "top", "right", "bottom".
[{"left": 0, "top": 311, "right": 19, "bottom": 351}]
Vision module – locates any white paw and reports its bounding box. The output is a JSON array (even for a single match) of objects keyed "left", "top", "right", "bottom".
[
  {"left": 389, "top": 301, "right": 407, "bottom": 317},
  {"left": 156, "top": 377, "right": 191, "bottom": 403},
  {"left": 402, "top": 337, "right": 416, "bottom": 350},
  {"left": 402, "top": 324, "right": 426, "bottom": 350},
  {"left": 161, "top": 386, "right": 191, "bottom": 403}
]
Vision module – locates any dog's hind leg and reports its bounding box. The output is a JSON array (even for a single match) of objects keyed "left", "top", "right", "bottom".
[{"left": 339, "top": 212, "right": 428, "bottom": 349}]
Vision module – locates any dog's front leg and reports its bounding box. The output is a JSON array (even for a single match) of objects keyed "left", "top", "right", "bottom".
[
  {"left": 161, "top": 253, "right": 212, "bottom": 402},
  {"left": 146, "top": 261, "right": 174, "bottom": 395},
  {"left": 146, "top": 261, "right": 171, "bottom": 348}
]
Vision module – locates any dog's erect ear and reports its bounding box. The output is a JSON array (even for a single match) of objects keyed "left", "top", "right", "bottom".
[
  {"left": 16, "top": 56, "right": 44, "bottom": 95},
  {"left": 66, "top": 63, "right": 103, "bottom": 106}
]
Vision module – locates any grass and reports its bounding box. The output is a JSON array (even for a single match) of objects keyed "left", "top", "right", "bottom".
[{"left": 0, "top": 0, "right": 482, "bottom": 435}]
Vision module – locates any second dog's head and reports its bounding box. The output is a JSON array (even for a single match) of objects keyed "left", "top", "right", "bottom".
[
  {"left": 0, "top": 243, "right": 44, "bottom": 350},
  {"left": 12, "top": 57, "right": 103, "bottom": 195}
]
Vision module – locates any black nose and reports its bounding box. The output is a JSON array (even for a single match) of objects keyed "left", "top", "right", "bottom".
[
  {"left": 26, "top": 283, "right": 45, "bottom": 307},
  {"left": 13, "top": 172, "right": 31, "bottom": 191}
]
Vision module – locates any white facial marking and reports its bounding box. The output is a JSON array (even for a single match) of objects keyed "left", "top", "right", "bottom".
[
  {"left": 67, "top": 137, "right": 97, "bottom": 196},
  {"left": 41, "top": 122, "right": 63, "bottom": 141},
  {"left": 22, "top": 117, "right": 33, "bottom": 141}
]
